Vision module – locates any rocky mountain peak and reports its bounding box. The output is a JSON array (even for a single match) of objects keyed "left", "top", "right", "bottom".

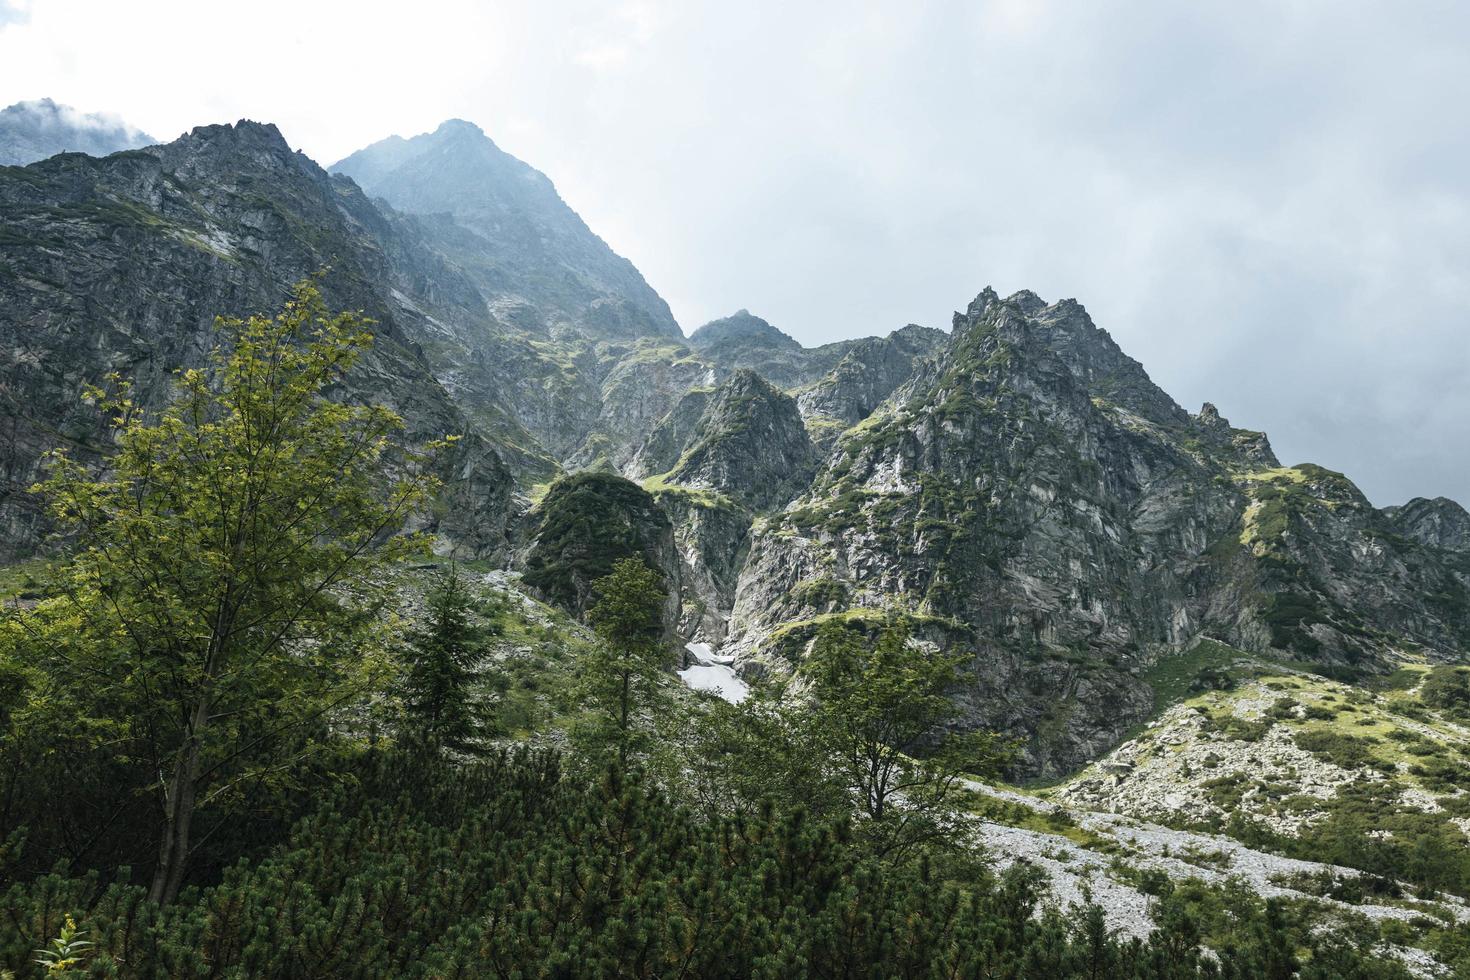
[
  {"left": 187, "top": 119, "right": 289, "bottom": 148},
  {"left": 796, "top": 323, "right": 948, "bottom": 448},
  {"left": 688, "top": 310, "right": 799, "bottom": 351},
  {"left": 684, "top": 311, "right": 852, "bottom": 389},
  {"left": 1005, "top": 288, "right": 1048, "bottom": 315},
  {"left": 962, "top": 285, "right": 1001, "bottom": 321},
  {"left": 434, "top": 117, "right": 486, "bottom": 139},
  {"left": 331, "top": 118, "right": 680, "bottom": 341},
  {"left": 1383, "top": 496, "right": 1470, "bottom": 553},
  {"left": 660, "top": 368, "right": 816, "bottom": 512},
  {"left": 156, "top": 120, "right": 310, "bottom": 180}
]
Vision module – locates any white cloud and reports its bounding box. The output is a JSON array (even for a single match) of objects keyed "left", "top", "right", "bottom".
[{"left": 0, "top": 0, "right": 30, "bottom": 28}]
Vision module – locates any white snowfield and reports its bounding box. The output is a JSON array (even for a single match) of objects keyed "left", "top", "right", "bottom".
[{"left": 678, "top": 642, "right": 749, "bottom": 704}]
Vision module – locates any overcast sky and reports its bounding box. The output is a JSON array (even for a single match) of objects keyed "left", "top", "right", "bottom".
[{"left": 2, "top": 0, "right": 1467, "bottom": 506}]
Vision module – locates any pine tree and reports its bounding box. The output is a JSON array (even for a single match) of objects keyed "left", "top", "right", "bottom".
[
  {"left": 574, "top": 557, "right": 668, "bottom": 774},
  {"left": 400, "top": 566, "right": 493, "bottom": 754}
]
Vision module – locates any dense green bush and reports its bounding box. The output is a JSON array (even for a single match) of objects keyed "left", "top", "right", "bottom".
[
  {"left": 522, "top": 472, "right": 672, "bottom": 617},
  {"left": 1420, "top": 666, "right": 1470, "bottom": 721},
  {"left": 0, "top": 749, "right": 1416, "bottom": 979}
]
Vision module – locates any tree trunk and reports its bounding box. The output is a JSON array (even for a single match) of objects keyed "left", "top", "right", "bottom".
[
  {"left": 618, "top": 668, "right": 631, "bottom": 773},
  {"left": 148, "top": 697, "right": 208, "bottom": 904}
]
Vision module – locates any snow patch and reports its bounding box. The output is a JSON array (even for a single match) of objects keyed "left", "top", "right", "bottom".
[{"left": 679, "top": 642, "right": 748, "bottom": 704}]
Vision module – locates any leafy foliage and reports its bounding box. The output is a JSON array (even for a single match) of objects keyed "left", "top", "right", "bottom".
[
  {"left": 799, "top": 620, "right": 1013, "bottom": 859},
  {"left": 1, "top": 280, "right": 437, "bottom": 902},
  {"left": 568, "top": 557, "right": 672, "bottom": 775},
  {"left": 0, "top": 748, "right": 1416, "bottom": 979}
]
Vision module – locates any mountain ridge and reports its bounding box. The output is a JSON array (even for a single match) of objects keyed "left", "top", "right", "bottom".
[{"left": 0, "top": 109, "right": 1464, "bottom": 786}]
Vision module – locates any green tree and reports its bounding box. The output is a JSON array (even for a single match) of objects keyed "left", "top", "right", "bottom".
[
  {"left": 681, "top": 681, "right": 847, "bottom": 823},
  {"left": 801, "top": 620, "right": 1012, "bottom": 859},
  {"left": 10, "top": 280, "right": 438, "bottom": 903},
  {"left": 574, "top": 557, "right": 668, "bottom": 773},
  {"left": 400, "top": 566, "right": 493, "bottom": 754}
]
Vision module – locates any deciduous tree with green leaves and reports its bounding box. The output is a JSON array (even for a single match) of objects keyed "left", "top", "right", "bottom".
[
  {"left": 10, "top": 280, "right": 440, "bottom": 903},
  {"left": 801, "top": 620, "right": 1013, "bottom": 859}
]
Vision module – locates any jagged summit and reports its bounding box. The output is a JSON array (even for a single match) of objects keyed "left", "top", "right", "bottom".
[
  {"left": 0, "top": 97, "right": 154, "bottom": 165},
  {"left": 186, "top": 119, "right": 287, "bottom": 143},
  {"left": 332, "top": 119, "right": 679, "bottom": 340},
  {"left": 1384, "top": 495, "right": 1470, "bottom": 552},
  {"left": 434, "top": 118, "right": 485, "bottom": 137},
  {"left": 170, "top": 120, "right": 299, "bottom": 163},
  {"left": 649, "top": 368, "right": 817, "bottom": 512},
  {"left": 688, "top": 310, "right": 799, "bottom": 350}
]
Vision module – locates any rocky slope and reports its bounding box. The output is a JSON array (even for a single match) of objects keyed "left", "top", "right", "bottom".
[
  {"left": 795, "top": 323, "right": 948, "bottom": 449},
  {"left": 0, "top": 98, "right": 154, "bottom": 165},
  {"left": 687, "top": 309, "right": 851, "bottom": 389},
  {"left": 2, "top": 105, "right": 1466, "bottom": 789},
  {"left": 1384, "top": 496, "right": 1470, "bottom": 553},
  {"left": 723, "top": 289, "right": 1470, "bottom": 775},
  {"left": 330, "top": 120, "right": 717, "bottom": 470},
  {"left": 333, "top": 120, "right": 678, "bottom": 342},
  {"left": 0, "top": 119, "right": 516, "bottom": 559}
]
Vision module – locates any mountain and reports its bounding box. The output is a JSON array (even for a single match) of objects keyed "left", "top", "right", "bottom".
[
  {"left": 796, "top": 323, "right": 948, "bottom": 448},
  {"left": 0, "top": 119, "right": 516, "bottom": 559},
  {"left": 4, "top": 106, "right": 1470, "bottom": 973},
  {"left": 0, "top": 98, "right": 154, "bottom": 165},
  {"left": 725, "top": 289, "right": 1470, "bottom": 774},
  {"left": 332, "top": 119, "right": 678, "bottom": 341},
  {"left": 2, "top": 108, "right": 1465, "bottom": 784},
  {"left": 688, "top": 309, "right": 852, "bottom": 388},
  {"left": 1383, "top": 496, "right": 1470, "bottom": 553}
]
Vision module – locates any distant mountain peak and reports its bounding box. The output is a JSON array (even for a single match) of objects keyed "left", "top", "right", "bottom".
[
  {"left": 434, "top": 118, "right": 486, "bottom": 138},
  {"left": 331, "top": 119, "right": 681, "bottom": 340},
  {"left": 184, "top": 119, "right": 290, "bottom": 151},
  {"left": 688, "top": 311, "right": 799, "bottom": 351},
  {"left": 0, "top": 97, "right": 154, "bottom": 165}
]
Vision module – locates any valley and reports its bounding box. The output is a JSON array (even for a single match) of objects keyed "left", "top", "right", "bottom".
[{"left": 1, "top": 102, "right": 1467, "bottom": 976}]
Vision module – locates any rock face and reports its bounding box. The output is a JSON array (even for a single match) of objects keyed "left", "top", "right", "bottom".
[
  {"left": 630, "top": 370, "right": 817, "bottom": 641},
  {"left": 796, "top": 324, "right": 948, "bottom": 449},
  {"left": 0, "top": 119, "right": 515, "bottom": 559},
  {"left": 0, "top": 98, "right": 154, "bottom": 165},
  {"left": 332, "top": 119, "right": 679, "bottom": 342},
  {"left": 331, "top": 121, "right": 709, "bottom": 472},
  {"left": 3, "top": 106, "right": 1467, "bottom": 782},
  {"left": 723, "top": 290, "right": 1470, "bottom": 775},
  {"left": 656, "top": 370, "right": 817, "bottom": 512},
  {"left": 1383, "top": 497, "right": 1470, "bottom": 553},
  {"left": 687, "top": 310, "right": 850, "bottom": 389}
]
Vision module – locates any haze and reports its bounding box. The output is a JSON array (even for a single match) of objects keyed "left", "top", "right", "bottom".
[{"left": 2, "top": 0, "right": 1466, "bottom": 506}]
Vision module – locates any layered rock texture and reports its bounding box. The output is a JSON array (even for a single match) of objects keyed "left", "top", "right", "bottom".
[
  {"left": 726, "top": 289, "right": 1470, "bottom": 773},
  {"left": 2, "top": 109, "right": 1466, "bottom": 779},
  {"left": 0, "top": 119, "right": 515, "bottom": 558}
]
